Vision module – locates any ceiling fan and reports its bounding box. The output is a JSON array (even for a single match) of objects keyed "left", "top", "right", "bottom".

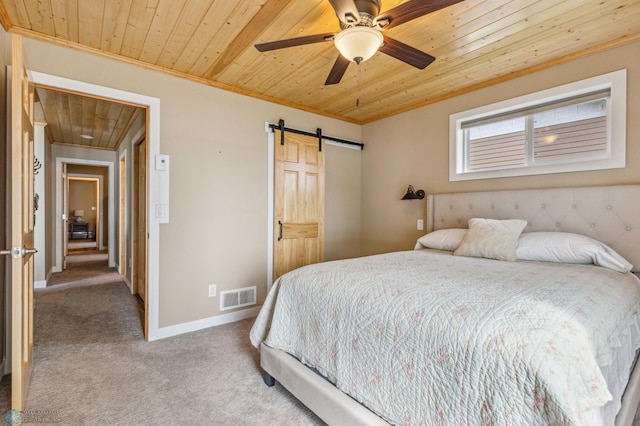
[{"left": 255, "top": 0, "right": 464, "bottom": 85}]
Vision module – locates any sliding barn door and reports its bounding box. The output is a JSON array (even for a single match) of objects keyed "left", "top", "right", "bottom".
[{"left": 273, "top": 130, "right": 325, "bottom": 281}]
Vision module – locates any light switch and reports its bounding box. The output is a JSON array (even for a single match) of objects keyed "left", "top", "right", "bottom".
[
  {"left": 155, "top": 204, "right": 166, "bottom": 218},
  {"left": 417, "top": 219, "right": 424, "bottom": 230}
]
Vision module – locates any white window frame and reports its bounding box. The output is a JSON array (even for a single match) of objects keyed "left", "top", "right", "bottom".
[{"left": 449, "top": 69, "right": 627, "bottom": 181}]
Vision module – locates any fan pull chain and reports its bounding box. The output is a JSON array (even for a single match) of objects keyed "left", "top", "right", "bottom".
[{"left": 356, "top": 60, "right": 361, "bottom": 108}]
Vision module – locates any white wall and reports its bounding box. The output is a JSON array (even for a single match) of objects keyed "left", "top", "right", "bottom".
[{"left": 33, "top": 124, "right": 46, "bottom": 287}]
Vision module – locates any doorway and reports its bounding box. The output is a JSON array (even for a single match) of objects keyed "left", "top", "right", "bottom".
[
  {"left": 33, "top": 70, "right": 161, "bottom": 339},
  {"left": 67, "top": 174, "right": 101, "bottom": 251}
]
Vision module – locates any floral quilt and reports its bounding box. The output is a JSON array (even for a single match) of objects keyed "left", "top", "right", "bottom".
[{"left": 250, "top": 250, "right": 640, "bottom": 425}]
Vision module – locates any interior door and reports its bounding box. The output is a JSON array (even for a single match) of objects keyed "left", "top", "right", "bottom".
[
  {"left": 133, "top": 137, "right": 147, "bottom": 337},
  {"left": 8, "top": 33, "right": 36, "bottom": 414},
  {"left": 62, "top": 162, "right": 68, "bottom": 270},
  {"left": 134, "top": 138, "right": 147, "bottom": 302},
  {"left": 273, "top": 130, "right": 325, "bottom": 280}
]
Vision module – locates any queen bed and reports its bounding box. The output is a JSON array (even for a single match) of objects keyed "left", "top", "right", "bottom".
[{"left": 250, "top": 185, "right": 640, "bottom": 425}]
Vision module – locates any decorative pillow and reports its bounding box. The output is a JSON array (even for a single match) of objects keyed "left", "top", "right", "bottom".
[
  {"left": 516, "top": 232, "right": 633, "bottom": 272},
  {"left": 454, "top": 218, "right": 527, "bottom": 261},
  {"left": 414, "top": 229, "right": 467, "bottom": 251}
]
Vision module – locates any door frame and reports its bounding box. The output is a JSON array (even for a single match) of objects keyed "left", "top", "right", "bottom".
[
  {"left": 56, "top": 160, "right": 113, "bottom": 268},
  {"left": 118, "top": 150, "right": 127, "bottom": 275},
  {"left": 33, "top": 71, "right": 162, "bottom": 341},
  {"left": 67, "top": 174, "right": 103, "bottom": 249}
]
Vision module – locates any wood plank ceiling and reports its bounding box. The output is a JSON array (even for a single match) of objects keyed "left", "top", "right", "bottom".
[
  {"left": 2, "top": 0, "right": 639, "bottom": 127},
  {"left": 34, "top": 86, "right": 143, "bottom": 150}
]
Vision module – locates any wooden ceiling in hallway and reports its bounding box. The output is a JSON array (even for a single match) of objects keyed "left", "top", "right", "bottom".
[
  {"left": 34, "top": 86, "right": 144, "bottom": 150},
  {"left": 2, "top": 0, "right": 639, "bottom": 124}
]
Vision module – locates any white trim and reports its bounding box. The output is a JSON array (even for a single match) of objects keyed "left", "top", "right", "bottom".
[
  {"left": 449, "top": 69, "right": 627, "bottom": 181},
  {"left": 34, "top": 281, "right": 46, "bottom": 289},
  {"left": 266, "top": 125, "right": 275, "bottom": 290},
  {"left": 118, "top": 149, "right": 127, "bottom": 278},
  {"left": 55, "top": 158, "right": 114, "bottom": 267},
  {"left": 68, "top": 173, "right": 103, "bottom": 249},
  {"left": 33, "top": 71, "right": 162, "bottom": 341},
  {"left": 155, "top": 306, "right": 261, "bottom": 340},
  {"left": 123, "top": 276, "right": 132, "bottom": 291}
]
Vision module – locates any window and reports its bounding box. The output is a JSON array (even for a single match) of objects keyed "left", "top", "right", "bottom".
[{"left": 449, "top": 70, "right": 626, "bottom": 181}]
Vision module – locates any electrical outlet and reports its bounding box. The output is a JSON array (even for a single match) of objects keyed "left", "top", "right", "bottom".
[
  {"left": 208, "top": 284, "right": 217, "bottom": 298},
  {"left": 417, "top": 219, "right": 424, "bottom": 231}
]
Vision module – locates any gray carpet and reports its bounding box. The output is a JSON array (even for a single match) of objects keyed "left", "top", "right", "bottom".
[
  {"left": 2, "top": 252, "right": 640, "bottom": 425},
  {"left": 0, "top": 255, "right": 324, "bottom": 425}
]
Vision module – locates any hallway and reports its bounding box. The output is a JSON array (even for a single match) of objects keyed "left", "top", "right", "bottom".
[
  {"left": 0, "top": 248, "right": 144, "bottom": 420},
  {"left": 47, "top": 248, "right": 121, "bottom": 288}
]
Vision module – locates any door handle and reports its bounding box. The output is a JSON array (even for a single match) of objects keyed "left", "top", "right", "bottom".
[
  {"left": 22, "top": 247, "right": 38, "bottom": 256},
  {"left": 277, "top": 220, "right": 283, "bottom": 241},
  {"left": 0, "top": 247, "right": 37, "bottom": 258}
]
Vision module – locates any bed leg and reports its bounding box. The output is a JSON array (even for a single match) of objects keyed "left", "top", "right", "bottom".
[{"left": 262, "top": 370, "right": 276, "bottom": 387}]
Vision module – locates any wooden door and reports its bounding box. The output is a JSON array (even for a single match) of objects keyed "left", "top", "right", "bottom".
[
  {"left": 62, "top": 162, "right": 68, "bottom": 270},
  {"left": 119, "top": 156, "right": 126, "bottom": 274},
  {"left": 133, "top": 139, "right": 147, "bottom": 305},
  {"left": 273, "top": 130, "right": 325, "bottom": 280},
  {"left": 9, "top": 33, "right": 36, "bottom": 415}
]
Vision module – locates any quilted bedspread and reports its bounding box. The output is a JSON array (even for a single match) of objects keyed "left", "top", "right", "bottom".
[{"left": 250, "top": 250, "right": 640, "bottom": 425}]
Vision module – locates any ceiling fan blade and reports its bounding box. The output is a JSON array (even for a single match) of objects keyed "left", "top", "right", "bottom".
[
  {"left": 327, "top": 0, "right": 361, "bottom": 25},
  {"left": 255, "top": 33, "right": 335, "bottom": 52},
  {"left": 379, "top": 36, "right": 435, "bottom": 69},
  {"left": 325, "top": 55, "right": 351, "bottom": 85},
  {"left": 376, "top": 0, "right": 465, "bottom": 30}
]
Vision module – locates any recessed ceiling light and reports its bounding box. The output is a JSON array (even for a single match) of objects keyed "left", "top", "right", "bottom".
[{"left": 79, "top": 134, "right": 94, "bottom": 140}]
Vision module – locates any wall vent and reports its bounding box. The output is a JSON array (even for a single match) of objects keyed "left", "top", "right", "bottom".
[{"left": 220, "top": 286, "right": 257, "bottom": 311}]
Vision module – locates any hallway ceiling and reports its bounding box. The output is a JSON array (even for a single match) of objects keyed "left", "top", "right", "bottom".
[
  {"left": 2, "top": 0, "right": 639, "bottom": 124},
  {"left": 34, "top": 86, "right": 144, "bottom": 151}
]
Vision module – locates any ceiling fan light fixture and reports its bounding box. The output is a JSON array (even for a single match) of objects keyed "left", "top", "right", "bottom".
[{"left": 334, "top": 26, "right": 383, "bottom": 63}]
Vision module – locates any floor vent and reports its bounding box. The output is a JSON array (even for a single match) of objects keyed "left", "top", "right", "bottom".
[{"left": 220, "top": 286, "right": 257, "bottom": 311}]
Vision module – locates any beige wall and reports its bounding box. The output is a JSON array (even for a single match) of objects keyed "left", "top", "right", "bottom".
[
  {"left": 68, "top": 179, "right": 98, "bottom": 230},
  {"left": 325, "top": 144, "right": 362, "bottom": 261},
  {"left": 21, "top": 37, "right": 362, "bottom": 328},
  {"left": 361, "top": 41, "right": 640, "bottom": 255}
]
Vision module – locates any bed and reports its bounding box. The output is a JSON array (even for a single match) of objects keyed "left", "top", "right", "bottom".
[{"left": 250, "top": 185, "right": 640, "bottom": 425}]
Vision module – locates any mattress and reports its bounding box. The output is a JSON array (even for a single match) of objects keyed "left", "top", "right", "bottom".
[{"left": 251, "top": 249, "right": 640, "bottom": 425}]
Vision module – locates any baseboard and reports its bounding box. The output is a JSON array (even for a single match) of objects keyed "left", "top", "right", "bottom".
[
  {"left": 34, "top": 280, "right": 47, "bottom": 289},
  {"left": 124, "top": 276, "right": 132, "bottom": 292},
  {"left": 151, "top": 306, "right": 261, "bottom": 341}
]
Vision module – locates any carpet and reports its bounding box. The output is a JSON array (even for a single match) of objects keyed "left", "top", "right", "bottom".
[
  {"left": 2, "top": 252, "right": 640, "bottom": 425},
  {"left": 0, "top": 255, "right": 324, "bottom": 425}
]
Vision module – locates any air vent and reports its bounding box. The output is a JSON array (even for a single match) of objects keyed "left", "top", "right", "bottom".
[{"left": 220, "top": 286, "right": 257, "bottom": 311}]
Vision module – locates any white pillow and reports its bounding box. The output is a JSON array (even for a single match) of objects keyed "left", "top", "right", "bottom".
[
  {"left": 516, "top": 232, "right": 633, "bottom": 273},
  {"left": 454, "top": 218, "right": 528, "bottom": 261},
  {"left": 415, "top": 229, "right": 467, "bottom": 251}
]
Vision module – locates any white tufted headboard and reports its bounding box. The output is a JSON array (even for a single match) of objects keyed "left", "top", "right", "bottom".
[{"left": 426, "top": 185, "right": 640, "bottom": 272}]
